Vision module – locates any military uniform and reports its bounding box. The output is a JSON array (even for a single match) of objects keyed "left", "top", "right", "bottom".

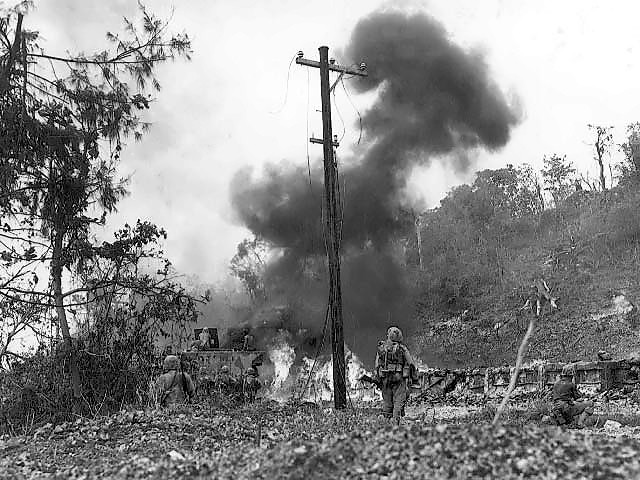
[
  {"left": 199, "top": 328, "right": 212, "bottom": 350},
  {"left": 242, "top": 367, "right": 262, "bottom": 402},
  {"left": 154, "top": 355, "right": 195, "bottom": 406},
  {"left": 550, "top": 365, "right": 593, "bottom": 426},
  {"left": 375, "top": 327, "right": 417, "bottom": 423},
  {"left": 215, "top": 365, "right": 240, "bottom": 398},
  {"left": 243, "top": 333, "right": 256, "bottom": 351}
]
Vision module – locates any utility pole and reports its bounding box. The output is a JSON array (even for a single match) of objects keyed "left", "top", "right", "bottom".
[{"left": 296, "top": 46, "right": 367, "bottom": 409}]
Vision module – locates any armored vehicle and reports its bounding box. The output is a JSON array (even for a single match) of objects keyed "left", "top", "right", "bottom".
[{"left": 180, "top": 327, "right": 265, "bottom": 389}]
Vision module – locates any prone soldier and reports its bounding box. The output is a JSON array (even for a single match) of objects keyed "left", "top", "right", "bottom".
[{"left": 548, "top": 364, "right": 594, "bottom": 427}]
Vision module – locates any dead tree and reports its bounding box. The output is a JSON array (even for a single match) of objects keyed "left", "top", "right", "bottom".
[{"left": 492, "top": 278, "right": 558, "bottom": 426}]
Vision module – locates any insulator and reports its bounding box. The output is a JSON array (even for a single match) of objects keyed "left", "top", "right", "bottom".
[
  {"left": 297, "top": 50, "right": 304, "bottom": 58},
  {"left": 359, "top": 62, "right": 367, "bottom": 70},
  {"left": 329, "top": 57, "right": 336, "bottom": 64}
]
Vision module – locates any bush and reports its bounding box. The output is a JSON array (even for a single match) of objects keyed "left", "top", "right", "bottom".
[{"left": 0, "top": 334, "right": 162, "bottom": 435}]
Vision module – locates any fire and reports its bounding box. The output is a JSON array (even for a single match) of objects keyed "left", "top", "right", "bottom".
[
  {"left": 264, "top": 336, "right": 380, "bottom": 403},
  {"left": 268, "top": 342, "right": 295, "bottom": 388}
]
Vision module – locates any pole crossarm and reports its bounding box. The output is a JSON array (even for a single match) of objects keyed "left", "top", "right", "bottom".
[
  {"left": 295, "top": 57, "right": 368, "bottom": 77},
  {"left": 310, "top": 137, "right": 339, "bottom": 147}
]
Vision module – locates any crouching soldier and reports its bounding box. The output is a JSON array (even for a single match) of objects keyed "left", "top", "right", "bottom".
[
  {"left": 374, "top": 326, "right": 418, "bottom": 424},
  {"left": 215, "top": 365, "right": 239, "bottom": 396},
  {"left": 549, "top": 364, "right": 594, "bottom": 427},
  {"left": 242, "top": 367, "right": 262, "bottom": 403},
  {"left": 154, "top": 355, "right": 195, "bottom": 407}
]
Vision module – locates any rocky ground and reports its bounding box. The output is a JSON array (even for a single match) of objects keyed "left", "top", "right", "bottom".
[{"left": 3, "top": 401, "right": 640, "bottom": 479}]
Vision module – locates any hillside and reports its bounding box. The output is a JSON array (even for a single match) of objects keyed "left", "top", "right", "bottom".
[{"left": 411, "top": 175, "right": 640, "bottom": 368}]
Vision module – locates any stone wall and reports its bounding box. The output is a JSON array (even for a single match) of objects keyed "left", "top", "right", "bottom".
[{"left": 417, "top": 360, "right": 639, "bottom": 397}]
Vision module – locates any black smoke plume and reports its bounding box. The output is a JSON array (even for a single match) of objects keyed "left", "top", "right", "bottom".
[{"left": 229, "top": 10, "right": 520, "bottom": 365}]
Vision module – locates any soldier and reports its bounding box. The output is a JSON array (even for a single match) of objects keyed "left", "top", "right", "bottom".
[
  {"left": 215, "top": 365, "right": 240, "bottom": 396},
  {"left": 374, "top": 326, "right": 417, "bottom": 424},
  {"left": 242, "top": 328, "right": 256, "bottom": 351},
  {"left": 242, "top": 367, "right": 262, "bottom": 402},
  {"left": 154, "top": 355, "right": 195, "bottom": 407},
  {"left": 199, "top": 328, "right": 212, "bottom": 350},
  {"left": 549, "top": 364, "right": 594, "bottom": 427}
]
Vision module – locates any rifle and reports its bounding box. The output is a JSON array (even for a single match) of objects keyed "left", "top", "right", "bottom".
[{"left": 359, "top": 374, "right": 382, "bottom": 389}]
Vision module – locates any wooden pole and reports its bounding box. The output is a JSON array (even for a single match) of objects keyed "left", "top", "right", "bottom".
[
  {"left": 296, "top": 47, "right": 366, "bottom": 409},
  {"left": 318, "top": 45, "right": 346, "bottom": 409}
]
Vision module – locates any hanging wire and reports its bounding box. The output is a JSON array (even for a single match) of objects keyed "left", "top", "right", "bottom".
[
  {"left": 341, "top": 76, "right": 363, "bottom": 144},
  {"left": 268, "top": 54, "right": 297, "bottom": 115},
  {"left": 305, "top": 67, "right": 313, "bottom": 193},
  {"left": 296, "top": 302, "right": 330, "bottom": 403},
  {"left": 332, "top": 87, "right": 347, "bottom": 144}
]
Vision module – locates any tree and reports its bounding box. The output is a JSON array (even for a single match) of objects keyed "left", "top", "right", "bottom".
[
  {"left": 618, "top": 122, "right": 640, "bottom": 184},
  {"left": 230, "top": 236, "right": 268, "bottom": 303},
  {"left": 541, "top": 154, "right": 577, "bottom": 207},
  {"left": 0, "top": 3, "right": 191, "bottom": 399},
  {"left": 74, "top": 221, "right": 203, "bottom": 407},
  {"left": 588, "top": 124, "right": 614, "bottom": 191}
]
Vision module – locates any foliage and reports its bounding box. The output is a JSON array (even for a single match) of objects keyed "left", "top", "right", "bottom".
[
  {"left": 230, "top": 236, "right": 268, "bottom": 303},
  {"left": 413, "top": 147, "right": 640, "bottom": 367},
  {"left": 416, "top": 164, "right": 544, "bottom": 311},
  {"left": 0, "top": 3, "right": 191, "bottom": 396},
  {"left": 0, "top": 294, "right": 43, "bottom": 368},
  {"left": 0, "top": 221, "right": 203, "bottom": 428},
  {"left": 617, "top": 122, "right": 640, "bottom": 185},
  {"left": 541, "top": 154, "right": 577, "bottom": 207}
]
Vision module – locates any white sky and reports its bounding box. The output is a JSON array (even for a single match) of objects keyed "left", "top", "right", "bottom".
[{"left": 21, "top": 0, "right": 640, "bottom": 282}]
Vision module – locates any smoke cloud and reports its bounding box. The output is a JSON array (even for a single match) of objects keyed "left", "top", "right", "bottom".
[{"left": 229, "top": 10, "right": 520, "bottom": 364}]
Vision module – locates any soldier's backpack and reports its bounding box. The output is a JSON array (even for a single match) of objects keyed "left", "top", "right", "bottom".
[{"left": 377, "top": 340, "right": 407, "bottom": 379}]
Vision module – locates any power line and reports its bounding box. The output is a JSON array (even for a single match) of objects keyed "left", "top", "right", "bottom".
[
  {"left": 296, "top": 303, "right": 330, "bottom": 403},
  {"left": 341, "top": 77, "right": 363, "bottom": 145},
  {"left": 332, "top": 88, "right": 346, "bottom": 144},
  {"left": 269, "top": 54, "right": 297, "bottom": 115},
  {"left": 305, "top": 67, "right": 313, "bottom": 193}
]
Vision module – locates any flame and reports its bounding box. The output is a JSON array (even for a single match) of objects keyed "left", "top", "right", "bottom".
[
  {"left": 266, "top": 332, "right": 296, "bottom": 401},
  {"left": 264, "top": 335, "right": 380, "bottom": 403},
  {"left": 268, "top": 342, "right": 295, "bottom": 388}
]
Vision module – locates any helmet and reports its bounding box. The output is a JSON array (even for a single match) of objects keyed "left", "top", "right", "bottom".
[
  {"left": 246, "top": 367, "right": 257, "bottom": 377},
  {"left": 163, "top": 355, "right": 180, "bottom": 371},
  {"left": 387, "top": 326, "right": 403, "bottom": 343},
  {"left": 561, "top": 364, "right": 575, "bottom": 377},
  {"left": 220, "top": 365, "right": 230, "bottom": 374}
]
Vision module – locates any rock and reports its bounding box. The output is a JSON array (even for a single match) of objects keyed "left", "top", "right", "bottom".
[
  {"left": 540, "top": 415, "right": 554, "bottom": 425},
  {"left": 167, "top": 450, "right": 185, "bottom": 461},
  {"left": 598, "top": 351, "right": 612, "bottom": 361},
  {"left": 604, "top": 420, "right": 623, "bottom": 431},
  {"left": 293, "top": 446, "right": 307, "bottom": 455}
]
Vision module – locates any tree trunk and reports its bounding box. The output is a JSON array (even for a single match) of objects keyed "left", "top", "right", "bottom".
[
  {"left": 596, "top": 131, "right": 607, "bottom": 191},
  {"left": 597, "top": 152, "right": 606, "bottom": 191},
  {"left": 492, "top": 314, "right": 536, "bottom": 426},
  {"left": 0, "top": 14, "right": 23, "bottom": 96},
  {"left": 52, "top": 228, "right": 82, "bottom": 399},
  {"left": 415, "top": 217, "right": 423, "bottom": 270}
]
